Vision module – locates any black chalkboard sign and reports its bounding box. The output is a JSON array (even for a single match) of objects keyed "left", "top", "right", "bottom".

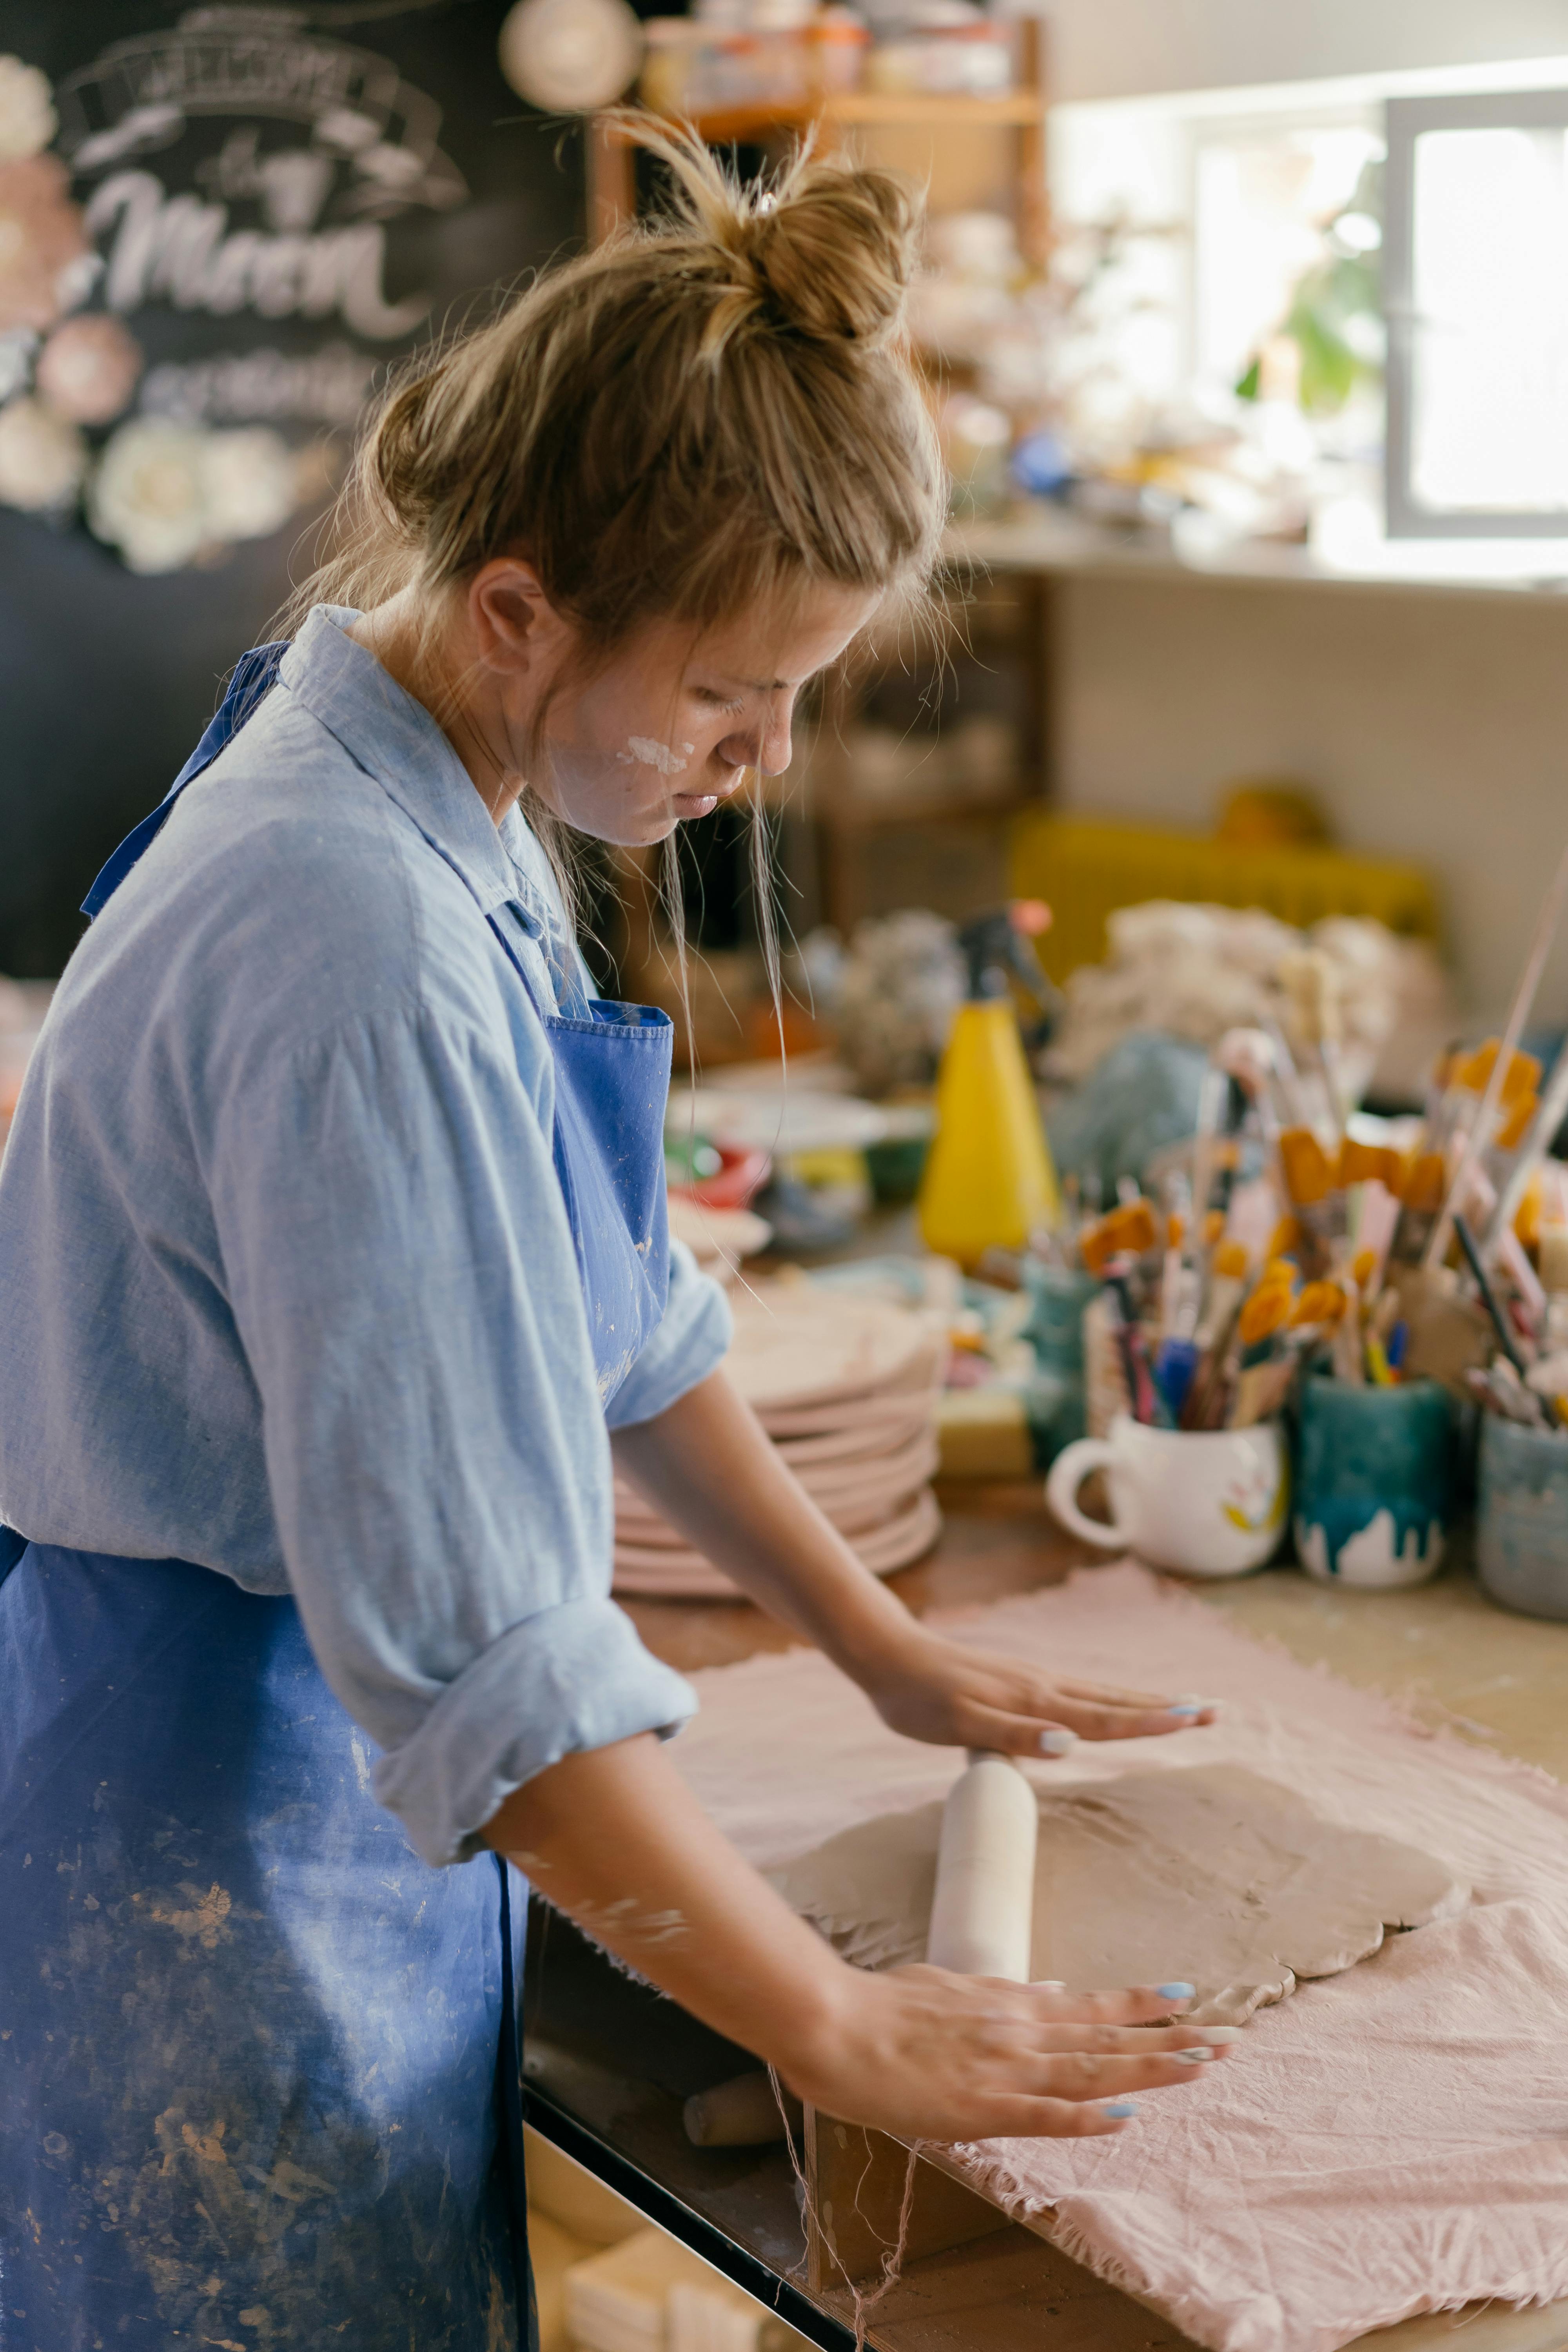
[{"left": 0, "top": 0, "right": 587, "bottom": 975}]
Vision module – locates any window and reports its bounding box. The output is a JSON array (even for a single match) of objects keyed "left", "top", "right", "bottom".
[{"left": 1385, "top": 89, "right": 1568, "bottom": 536}]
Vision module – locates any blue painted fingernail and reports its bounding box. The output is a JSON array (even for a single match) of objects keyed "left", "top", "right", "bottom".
[
  {"left": 1039, "top": 1727, "right": 1078, "bottom": 1756},
  {"left": 1156, "top": 1982, "right": 1194, "bottom": 2002},
  {"left": 1103, "top": 2100, "right": 1139, "bottom": 2119},
  {"left": 1172, "top": 2047, "right": 1214, "bottom": 2063},
  {"left": 1167, "top": 1704, "right": 1202, "bottom": 1717}
]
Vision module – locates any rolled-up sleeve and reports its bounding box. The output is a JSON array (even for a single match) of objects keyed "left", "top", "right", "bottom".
[
  {"left": 209, "top": 999, "right": 696, "bottom": 1868},
  {"left": 605, "top": 1237, "right": 733, "bottom": 1429}
]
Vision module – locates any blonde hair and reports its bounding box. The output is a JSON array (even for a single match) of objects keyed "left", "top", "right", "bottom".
[{"left": 287, "top": 119, "right": 945, "bottom": 995}]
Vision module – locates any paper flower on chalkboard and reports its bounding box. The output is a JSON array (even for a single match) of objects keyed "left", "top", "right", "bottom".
[
  {"left": 88, "top": 416, "right": 297, "bottom": 573},
  {"left": 0, "top": 154, "right": 93, "bottom": 333},
  {"left": 0, "top": 392, "right": 87, "bottom": 512},
  {"left": 87, "top": 419, "right": 207, "bottom": 572},
  {"left": 35, "top": 313, "right": 142, "bottom": 425},
  {"left": 0, "top": 327, "right": 33, "bottom": 402},
  {"left": 0, "top": 54, "right": 55, "bottom": 162},
  {"left": 196, "top": 426, "right": 296, "bottom": 544}
]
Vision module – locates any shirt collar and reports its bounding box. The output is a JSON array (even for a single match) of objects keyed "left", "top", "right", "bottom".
[{"left": 280, "top": 605, "right": 560, "bottom": 928}]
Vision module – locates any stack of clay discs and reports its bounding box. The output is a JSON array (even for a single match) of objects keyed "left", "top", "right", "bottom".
[
  {"left": 613, "top": 1282, "right": 947, "bottom": 1598},
  {"left": 665, "top": 1194, "right": 772, "bottom": 1289}
]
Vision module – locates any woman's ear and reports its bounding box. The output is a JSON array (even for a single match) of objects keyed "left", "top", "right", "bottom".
[{"left": 468, "top": 557, "right": 574, "bottom": 679}]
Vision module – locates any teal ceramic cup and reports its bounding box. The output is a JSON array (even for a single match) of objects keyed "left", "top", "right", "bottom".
[
  {"left": 1476, "top": 1414, "right": 1568, "bottom": 1620},
  {"left": 1293, "top": 1374, "right": 1454, "bottom": 1589},
  {"left": 1022, "top": 1263, "right": 1097, "bottom": 1374},
  {"left": 1020, "top": 1263, "right": 1096, "bottom": 1467}
]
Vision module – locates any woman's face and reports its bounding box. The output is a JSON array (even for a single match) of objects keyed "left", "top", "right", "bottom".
[{"left": 533, "top": 583, "right": 881, "bottom": 846}]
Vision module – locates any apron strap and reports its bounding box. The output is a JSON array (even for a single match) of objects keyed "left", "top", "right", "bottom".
[
  {"left": 82, "top": 641, "right": 289, "bottom": 919},
  {"left": 494, "top": 1853, "right": 536, "bottom": 2347},
  {"left": 0, "top": 1525, "right": 26, "bottom": 1593}
]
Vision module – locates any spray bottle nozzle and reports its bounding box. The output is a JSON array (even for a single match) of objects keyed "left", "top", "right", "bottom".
[{"left": 958, "top": 902, "right": 1060, "bottom": 1015}]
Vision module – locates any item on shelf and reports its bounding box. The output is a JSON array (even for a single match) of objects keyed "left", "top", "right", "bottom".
[
  {"left": 638, "top": 19, "right": 698, "bottom": 114},
  {"left": 673, "top": 0, "right": 820, "bottom": 116},
  {"left": 813, "top": 5, "right": 872, "bottom": 91},
  {"left": 938, "top": 390, "right": 1012, "bottom": 519},
  {"left": 613, "top": 1280, "right": 946, "bottom": 1596},
  {"left": 864, "top": 5, "right": 1015, "bottom": 97},
  {"left": 1215, "top": 779, "right": 1332, "bottom": 849},
  {"left": 830, "top": 713, "right": 1021, "bottom": 814},
  {"left": 909, "top": 210, "right": 1020, "bottom": 366}
]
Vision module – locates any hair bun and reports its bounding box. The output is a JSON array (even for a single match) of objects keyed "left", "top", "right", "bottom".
[
  {"left": 628, "top": 116, "right": 921, "bottom": 352},
  {"left": 748, "top": 163, "right": 920, "bottom": 348}
]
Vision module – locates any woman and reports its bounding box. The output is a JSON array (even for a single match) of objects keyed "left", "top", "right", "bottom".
[{"left": 0, "top": 129, "right": 1225, "bottom": 2349}]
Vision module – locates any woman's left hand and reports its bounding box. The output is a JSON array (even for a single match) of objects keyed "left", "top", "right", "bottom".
[{"left": 857, "top": 1624, "right": 1218, "bottom": 1758}]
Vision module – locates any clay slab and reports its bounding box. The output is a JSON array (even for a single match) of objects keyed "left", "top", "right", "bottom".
[{"left": 769, "top": 1762, "right": 1466, "bottom": 2024}]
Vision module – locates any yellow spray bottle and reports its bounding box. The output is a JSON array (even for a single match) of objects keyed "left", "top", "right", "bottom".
[{"left": 918, "top": 902, "right": 1063, "bottom": 1268}]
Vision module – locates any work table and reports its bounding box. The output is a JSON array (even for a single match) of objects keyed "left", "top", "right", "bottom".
[{"left": 523, "top": 1490, "right": 1568, "bottom": 2352}]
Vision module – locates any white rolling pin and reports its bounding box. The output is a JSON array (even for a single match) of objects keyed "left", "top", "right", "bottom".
[{"left": 925, "top": 1749, "right": 1039, "bottom": 1980}]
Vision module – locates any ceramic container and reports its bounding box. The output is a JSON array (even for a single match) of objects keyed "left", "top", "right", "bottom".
[
  {"left": 1293, "top": 1374, "right": 1452, "bottom": 1589},
  {"left": 1476, "top": 1413, "right": 1568, "bottom": 1621},
  {"left": 1022, "top": 1263, "right": 1096, "bottom": 1373},
  {"left": 1019, "top": 1263, "right": 1094, "bottom": 1464},
  {"left": 1045, "top": 1414, "right": 1289, "bottom": 1577}
]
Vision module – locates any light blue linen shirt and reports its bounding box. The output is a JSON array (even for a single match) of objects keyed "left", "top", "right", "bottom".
[{"left": 0, "top": 606, "right": 731, "bottom": 1868}]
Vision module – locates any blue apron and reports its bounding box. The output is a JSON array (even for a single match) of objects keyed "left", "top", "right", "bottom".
[{"left": 0, "top": 647, "right": 674, "bottom": 2350}]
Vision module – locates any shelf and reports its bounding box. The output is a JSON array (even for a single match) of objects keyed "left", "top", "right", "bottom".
[
  {"left": 944, "top": 506, "right": 1568, "bottom": 606},
  {"left": 610, "top": 90, "right": 1044, "bottom": 146}
]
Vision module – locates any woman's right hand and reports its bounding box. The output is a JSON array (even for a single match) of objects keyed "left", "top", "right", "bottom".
[
  {"left": 486, "top": 1734, "right": 1236, "bottom": 2145},
  {"left": 777, "top": 1965, "right": 1235, "bottom": 2142}
]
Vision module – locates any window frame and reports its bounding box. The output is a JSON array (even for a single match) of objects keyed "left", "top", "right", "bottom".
[{"left": 1385, "top": 85, "right": 1568, "bottom": 537}]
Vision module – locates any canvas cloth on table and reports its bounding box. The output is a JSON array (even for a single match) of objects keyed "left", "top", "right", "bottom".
[{"left": 671, "top": 1563, "right": 1568, "bottom": 2352}]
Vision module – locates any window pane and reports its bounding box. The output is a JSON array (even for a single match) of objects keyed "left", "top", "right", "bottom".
[
  {"left": 1410, "top": 123, "right": 1568, "bottom": 513},
  {"left": 1194, "top": 127, "right": 1380, "bottom": 402}
]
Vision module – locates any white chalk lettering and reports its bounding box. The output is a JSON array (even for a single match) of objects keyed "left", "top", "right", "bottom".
[{"left": 83, "top": 171, "right": 428, "bottom": 340}]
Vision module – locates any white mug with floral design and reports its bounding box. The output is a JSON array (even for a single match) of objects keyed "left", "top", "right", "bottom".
[{"left": 1046, "top": 1414, "right": 1289, "bottom": 1577}]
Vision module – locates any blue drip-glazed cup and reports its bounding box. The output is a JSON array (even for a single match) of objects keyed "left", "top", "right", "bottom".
[{"left": 1293, "top": 1373, "right": 1454, "bottom": 1589}]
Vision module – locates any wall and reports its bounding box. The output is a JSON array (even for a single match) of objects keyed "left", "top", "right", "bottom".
[
  {"left": 1050, "top": 573, "right": 1568, "bottom": 1021},
  {"left": 1047, "top": 0, "right": 1568, "bottom": 104},
  {"left": 0, "top": 0, "right": 582, "bottom": 976}
]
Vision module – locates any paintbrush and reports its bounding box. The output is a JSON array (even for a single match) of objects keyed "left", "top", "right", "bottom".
[
  {"left": 1280, "top": 947, "right": 1347, "bottom": 1139},
  {"left": 1453, "top": 1214, "right": 1554, "bottom": 1427},
  {"left": 1181, "top": 1239, "right": 1251, "bottom": 1430},
  {"left": 1425, "top": 834, "right": 1568, "bottom": 1272},
  {"left": 1482, "top": 1036, "right": 1568, "bottom": 1265}
]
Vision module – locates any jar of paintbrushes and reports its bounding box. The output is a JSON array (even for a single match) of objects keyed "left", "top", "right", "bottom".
[{"left": 1045, "top": 1185, "right": 1292, "bottom": 1576}]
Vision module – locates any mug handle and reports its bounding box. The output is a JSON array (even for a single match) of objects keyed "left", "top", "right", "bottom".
[{"left": 1045, "top": 1438, "right": 1125, "bottom": 1549}]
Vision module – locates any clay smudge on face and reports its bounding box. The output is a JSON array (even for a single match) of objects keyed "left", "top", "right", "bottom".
[{"left": 616, "top": 736, "right": 695, "bottom": 775}]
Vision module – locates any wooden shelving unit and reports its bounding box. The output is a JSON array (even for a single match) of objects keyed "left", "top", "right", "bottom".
[
  {"left": 587, "top": 26, "right": 1047, "bottom": 255},
  {"left": 800, "top": 552, "right": 1053, "bottom": 932}
]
